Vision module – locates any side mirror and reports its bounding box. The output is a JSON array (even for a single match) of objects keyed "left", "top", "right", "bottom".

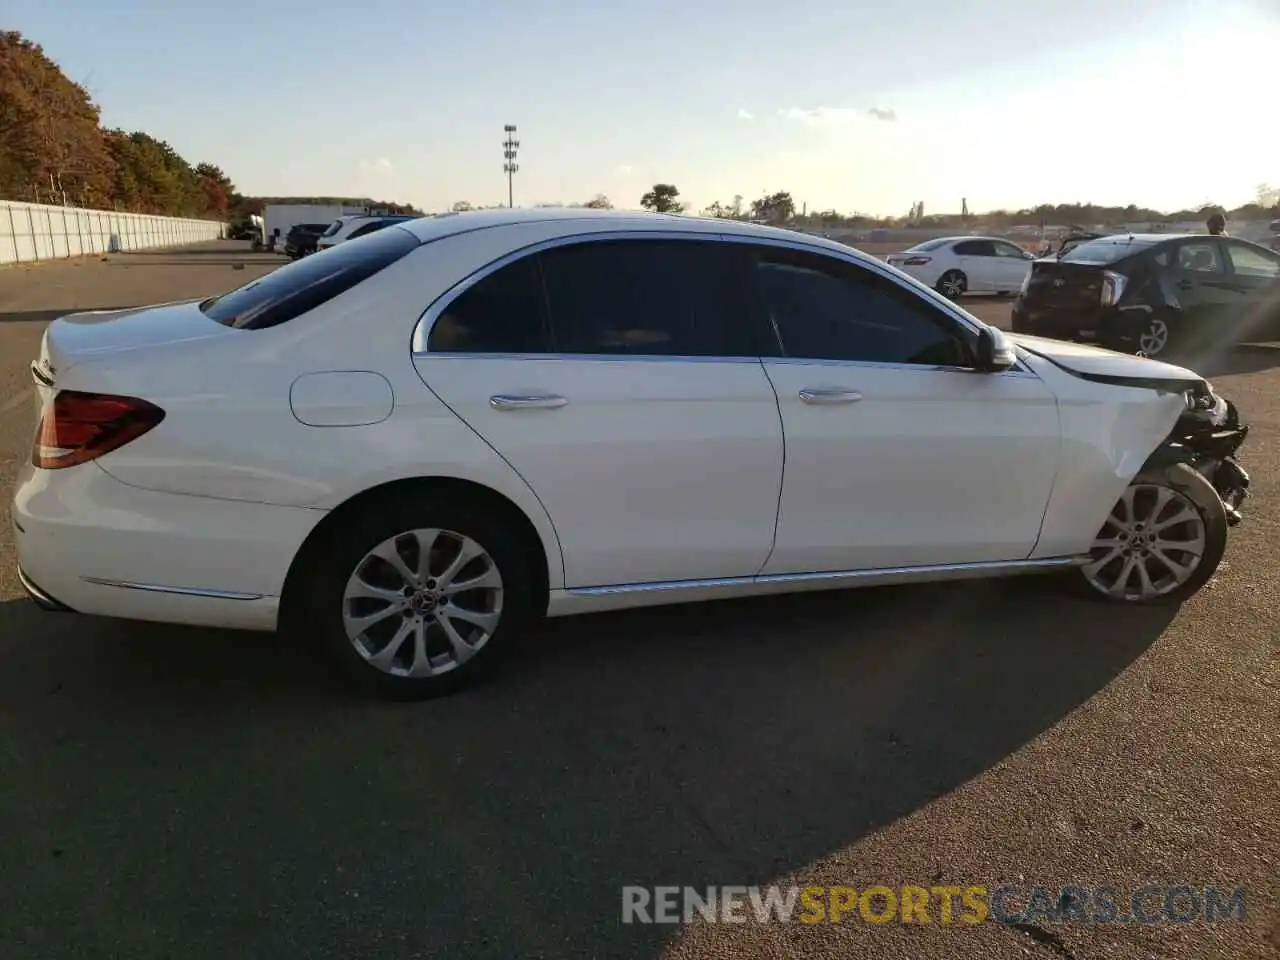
[
  {"left": 975, "top": 326, "right": 1016, "bottom": 372},
  {"left": 1024, "top": 250, "right": 1035, "bottom": 260}
]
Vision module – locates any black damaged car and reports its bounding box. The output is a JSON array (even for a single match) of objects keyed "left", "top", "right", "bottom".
[{"left": 1011, "top": 233, "right": 1280, "bottom": 359}]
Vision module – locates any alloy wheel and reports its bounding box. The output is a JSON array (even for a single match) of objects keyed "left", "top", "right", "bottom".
[
  {"left": 1138, "top": 318, "right": 1170, "bottom": 356},
  {"left": 1083, "top": 483, "right": 1207, "bottom": 600},
  {"left": 940, "top": 273, "right": 965, "bottom": 298},
  {"left": 342, "top": 528, "right": 504, "bottom": 677}
]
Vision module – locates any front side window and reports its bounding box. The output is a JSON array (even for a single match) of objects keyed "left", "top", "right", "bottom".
[
  {"left": 994, "top": 241, "right": 1029, "bottom": 259},
  {"left": 537, "top": 239, "right": 747, "bottom": 356},
  {"left": 201, "top": 226, "right": 418, "bottom": 330},
  {"left": 749, "top": 249, "right": 971, "bottom": 366},
  {"left": 1225, "top": 242, "right": 1280, "bottom": 279},
  {"left": 426, "top": 256, "right": 550, "bottom": 353}
]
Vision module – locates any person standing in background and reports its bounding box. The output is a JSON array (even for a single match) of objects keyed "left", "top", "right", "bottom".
[{"left": 1206, "top": 210, "right": 1229, "bottom": 237}]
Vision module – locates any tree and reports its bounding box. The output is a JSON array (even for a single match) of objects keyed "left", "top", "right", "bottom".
[
  {"left": 702, "top": 197, "right": 745, "bottom": 219},
  {"left": 0, "top": 31, "right": 115, "bottom": 205},
  {"left": 640, "top": 183, "right": 684, "bottom": 214},
  {"left": 582, "top": 193, "right": 612, "bottom": 209},
  {"left": 195, "top": 162, "right": 233, "bottom": 218},
  {"left": 451, "top": 200, "right": 474, "bottom": 212},
  {"left": 749, "top": 191, "right": 795, "bottom": 223},
  {"left": 1257, "top": 184, "right": 1279, "bottom": 211}
]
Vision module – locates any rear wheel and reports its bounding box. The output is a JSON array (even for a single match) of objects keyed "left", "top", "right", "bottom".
[
  {"left": 300, "top": 495, "right": 534, "bottom": 699},
  {"left": 1076, "top": 462, "right": 1227, "bottom": 603},
  {"left": 937, "top": 270, "right": 967, "bottom": 299},
  {"left": 1137, "top": 316, "right": 1173, "bottom": 357}
]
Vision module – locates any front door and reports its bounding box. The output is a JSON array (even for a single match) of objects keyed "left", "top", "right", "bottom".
[
  {"left": 990, "top": 239, "right": 1034, "bottom": 292},
  {"left": 1162, "top": 239, "right": 1240, "bottom": 344},
  {"left": 412, "top": 236, "right": 785, "bottom": 588},
  {"left": 1221, "top": 240, "right": 1280, "bottom": 341},
  {"left": 739, "top": 244, "right": 1061, "bottom": 574}
]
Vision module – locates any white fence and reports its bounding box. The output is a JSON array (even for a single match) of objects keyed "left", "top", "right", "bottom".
[{"left": 0, "top": 200, "right": 226, "bottom": 265}]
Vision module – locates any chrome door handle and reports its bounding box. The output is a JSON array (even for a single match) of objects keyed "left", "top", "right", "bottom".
[
  {"left": 799, "top": 388, "right": 863, "bottom": 405},
  {"left": 489, "top": 394, "right": 568, "bottom": 410}
]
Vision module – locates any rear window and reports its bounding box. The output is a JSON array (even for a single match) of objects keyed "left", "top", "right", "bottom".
[
  {"left": 906, "top": 238, "right": 950, "bottom": 252},
  {"left": 1060, "top": 237, "right": 1156, "bottom": 265},
  {"left": 200, "top": 227, "right": 419, "bottom": 330},
  {"left": 320, "top": 219, "right": 346, "bottom": 237}
]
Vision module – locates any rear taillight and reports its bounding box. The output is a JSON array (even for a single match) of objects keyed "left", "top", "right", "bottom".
[
  {"left": 32, "top": 390, "right": 165, "bottom": 470},
  {"left": 1100, "top": 270, "right": 1128, "bottom": 307},
  {"left": 901, "top": 256, "right": 931, "bottom": 266}
]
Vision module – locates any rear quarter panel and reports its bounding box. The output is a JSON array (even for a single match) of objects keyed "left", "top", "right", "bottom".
[{"left": 59, "top": 232, "right": 578, "bottom": 589}]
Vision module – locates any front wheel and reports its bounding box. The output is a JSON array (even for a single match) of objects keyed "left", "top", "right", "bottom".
[
  {"left": 1076, "top": 462, "right": 1228, "bottom": 603},
  {"left": 301, "top": 495, "right": 534, "bottom": 699}
]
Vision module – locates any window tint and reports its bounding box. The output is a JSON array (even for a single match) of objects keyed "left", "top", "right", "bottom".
[
  {"left": 1177, "top": 242, "right": 1223, "bottom": 274},
  {"left": 201, "top": 226, "right": 418, "bottom": 330},
  {"left": 1061, "top": 237, "right": 1155, "bottom": 264},
  {"left": 347, "top": 220, "right": 389, "bottom": 239},
  {"left": 953, "top": 240, "right": 996, "bottom": 256},
  {"left": 1225, "top": 243, "right": 1280, "bottom": 279},
  {"left": 426, "top": 256, "right": 550, "bottom": 353},
  {"left": 537, "top": 240, "right": 746, "bottom": 356},
  {"left": 751, "top": 250, "right": 970, "bottom": 366}
]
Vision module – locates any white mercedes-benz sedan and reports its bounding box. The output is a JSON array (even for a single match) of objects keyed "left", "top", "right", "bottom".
[{"left": 10, "top": 209, "right": 1251, "bottom": 699}]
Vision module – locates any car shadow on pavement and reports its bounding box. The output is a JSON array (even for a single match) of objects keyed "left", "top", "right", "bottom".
[
  {"left": 0, "top": 579, "right": 1174, "bottom": 959},
  {"left": 1182, "top": 343, "right": 1280, "bottom": 378}
]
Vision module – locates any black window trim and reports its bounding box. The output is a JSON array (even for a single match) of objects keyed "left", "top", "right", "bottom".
[{"left": 410, "top": 229, "right": 1031, "bottom": 375}]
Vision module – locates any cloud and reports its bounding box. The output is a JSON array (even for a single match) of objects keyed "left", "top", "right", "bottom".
[
  {"left": 776, "top": 106, "right": 863, "bottom": 129},
  {"left": 358, "top": 157, "right": 394, "bottom": 174},
  {"left": 737, "top": 108, "right": 755, "bottom": 121},
  {"left": 777, "top": 105, "right": 900, "bottom": 128}
]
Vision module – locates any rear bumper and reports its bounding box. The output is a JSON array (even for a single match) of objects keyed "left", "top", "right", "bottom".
[
  {"left": 1011, "top": 301, "right": 1106, "bottom": 340},
  {"left": 11, "top": 461, "right": 325, "bottom": 631}
]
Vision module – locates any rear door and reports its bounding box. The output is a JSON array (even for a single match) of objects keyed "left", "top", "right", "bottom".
[
  {"left": 953, "top": 240, "right": 999, "bottom": 292},
  {"left": 411, "top": 235, "right": 785, "bottom": 589},
  {"left": 1221, "top": 241, "right": 1280, "bottom": 341}
]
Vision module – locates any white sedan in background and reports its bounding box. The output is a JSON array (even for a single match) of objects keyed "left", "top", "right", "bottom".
[
  {"left": 11, "top": 209, "right": 1251, "bottom": 700},
  {"left": 885, "top": 236, "right": 1037, "bottom": 298}
]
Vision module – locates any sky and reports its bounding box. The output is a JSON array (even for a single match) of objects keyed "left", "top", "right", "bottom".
[{"left": 6, "top": 0, "right": 1278, "bottom": 216}]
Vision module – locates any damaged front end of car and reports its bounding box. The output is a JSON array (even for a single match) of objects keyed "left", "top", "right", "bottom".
[{"left": 1144, "top": 381, "right": 1250, "bottom": 525}]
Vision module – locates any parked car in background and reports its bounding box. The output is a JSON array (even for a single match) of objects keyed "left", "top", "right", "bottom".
[
  {"left": 1011, "top": 234, "right": 1280, "bottom": 359},
  {"left": 12, "top": 209, "right": 1250, "bottom": 700},
  {"left": 885, "top": 236, "right": 1035, "bottom": 298},
  {"left": 284, "top": 223, "right": 330, "bottom": 259},
  {"left": 316, "top": 215, "right": 419, "bottom": 251}
]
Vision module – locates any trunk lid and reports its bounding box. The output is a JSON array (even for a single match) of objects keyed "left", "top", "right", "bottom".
[
  {"left": 35, "top": 299, "right": 234, "bottom": 383},
  {"left": 1021, "top": 259, "right": 1106, "bottom": 310}
]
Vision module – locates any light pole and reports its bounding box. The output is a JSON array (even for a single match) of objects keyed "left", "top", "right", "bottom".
[{"left": 503, "top": 124, "right": 520, "bottom": 208}]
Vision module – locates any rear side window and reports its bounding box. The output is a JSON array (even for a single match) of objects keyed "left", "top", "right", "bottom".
[
  {"left": 953, "top": 240, "right": 995, "bottom": 256},
  {"left": 200, "top": 227, "right": 418, "bottom": 329},
  {"left": 427, "top": 256, "right": 550, "bottom": 353},
  {"left": 537, "top": 240, "right": 748, "bottom": 356}
]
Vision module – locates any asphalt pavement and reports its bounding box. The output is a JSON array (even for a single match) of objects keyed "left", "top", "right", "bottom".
[{"left": 0, "top": 242, "right": 1277, "bottom": 959}]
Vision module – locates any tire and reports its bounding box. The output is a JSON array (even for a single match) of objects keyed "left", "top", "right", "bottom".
[
  {"left": 937, "top": 270, "right": 967, "bottom": 299},
  {"left": 1072, "top": 462, "right": 1228, "bottom": 603},
  {"left": 299, "top": 493, "right": 535, "bottom": 699},
  {"left": 1135, "top": 315, "right": 1174, "bottom": 358}
]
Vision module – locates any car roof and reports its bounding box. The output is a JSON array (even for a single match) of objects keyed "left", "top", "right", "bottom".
[{"left": 394, "top": 207, "right": 884, "bottom": 260}]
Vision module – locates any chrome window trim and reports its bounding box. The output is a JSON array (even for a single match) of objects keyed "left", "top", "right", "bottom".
[{"left": 409, "top": 228, "right": 1033, "bottom": 377}]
